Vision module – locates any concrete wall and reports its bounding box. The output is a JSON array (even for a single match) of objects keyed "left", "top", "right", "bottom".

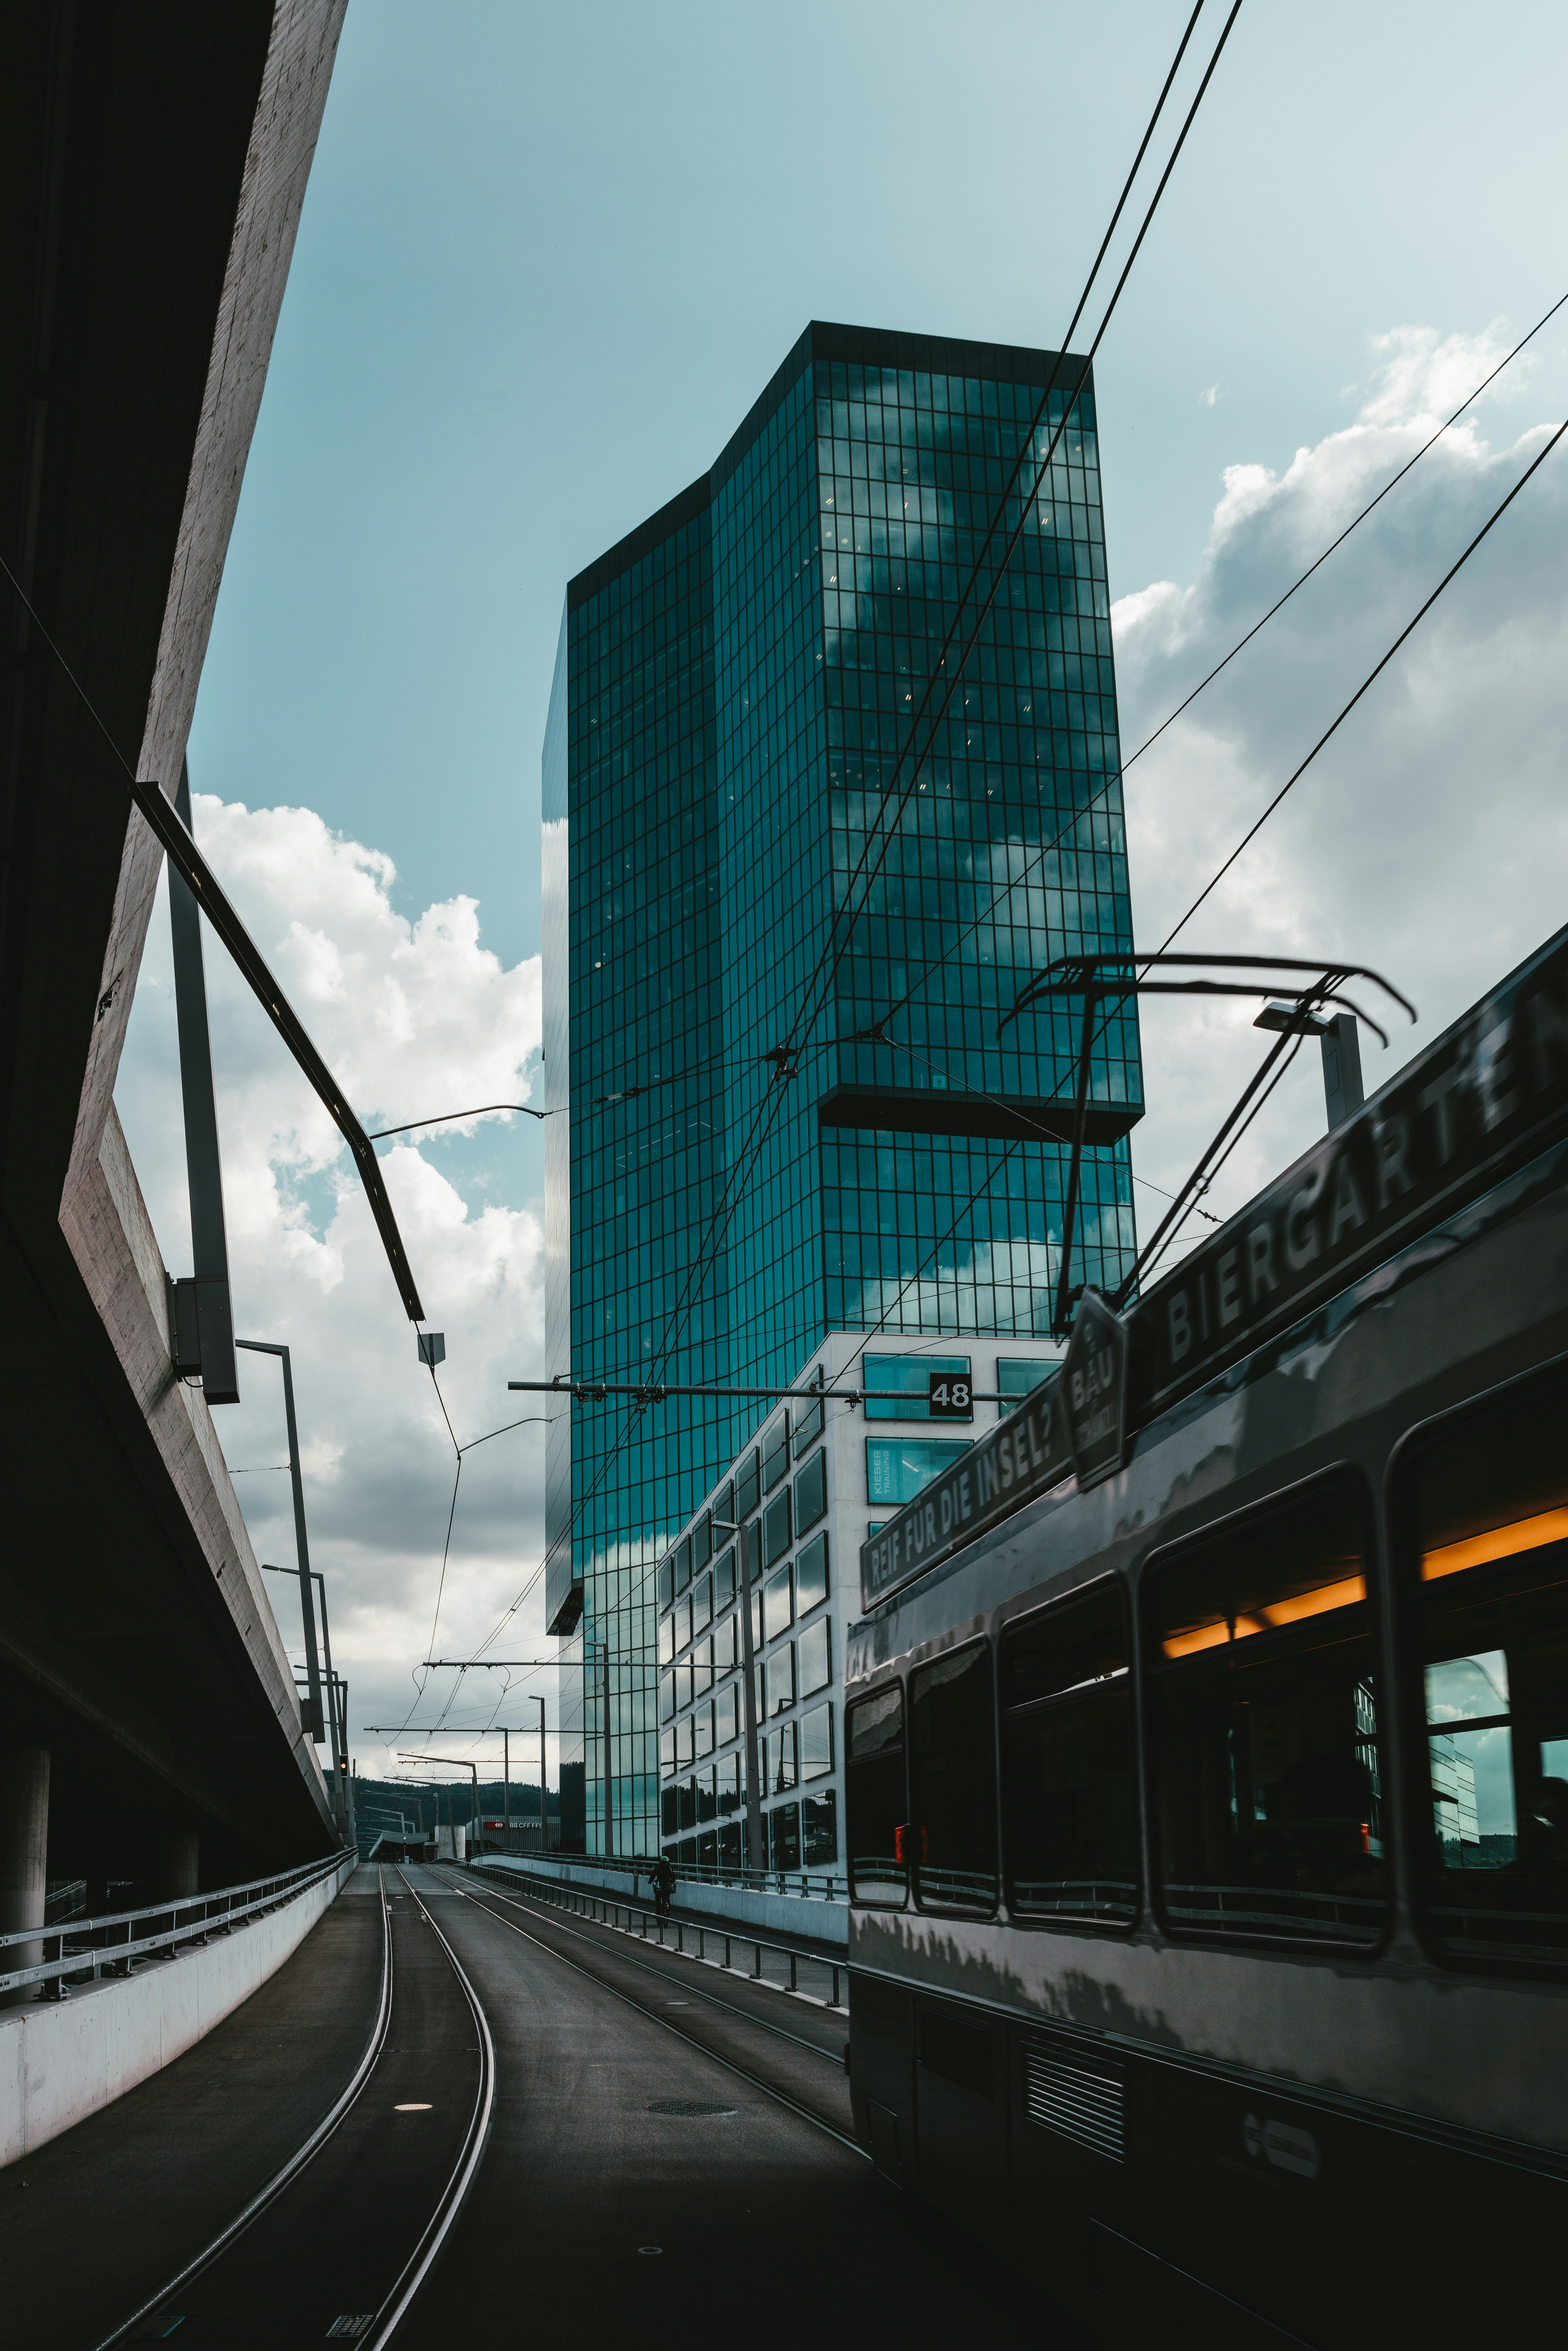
[
  {"left": 472, "top": 1853, "right": 849, "bottom": 1949},
  {"left": 0, "top": 1857, "right": 354, "bottom": 2168}
]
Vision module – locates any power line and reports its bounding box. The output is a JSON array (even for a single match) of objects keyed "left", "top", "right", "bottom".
[
  {"left": 867, "top": 285, "right": 1568, "bottom": 1047},
  {"left": 464, "top": 1, "right": 1241, "bottom": 1678},
  {"left": 1146, "top": 410, "right": 1568, "bottom": 955}
]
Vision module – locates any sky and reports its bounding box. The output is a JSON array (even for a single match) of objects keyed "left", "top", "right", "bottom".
[{"left": 115, "top": 0, "right": 1568, "bottom": 1789}]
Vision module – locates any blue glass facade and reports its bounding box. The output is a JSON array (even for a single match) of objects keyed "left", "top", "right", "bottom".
[{"left": 543, "top": 323, "right": 1142, "bottom": 1855}]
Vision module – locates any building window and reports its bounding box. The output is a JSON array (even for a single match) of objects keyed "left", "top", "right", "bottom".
[
  {"left": 658, "top": 1676, "right": 675, "bottom": 1723},
  {"left": 763, "top": 1488, "right": 791, "bottom": 1566},
  {"left": 767, "top": 1720, "right": 798, "bottom": 1793},
  {"left": 864, "top": 1354, "right": 972, "bottom": 1421},
  {"left": 997, "top": 1358, "right": 1057, "bottom": 1415},
  {"left": 692, "top": 1573, "right": 712, "bottom": 1634},
  {"left": 714, "top": 1547, "right": 736, "bottom": 1610},
  {"left": 865, "top": 1437, "right": 971, "bottom": 1510},
  {"left": 802, "top": 1788, "right": 838, "bottom": 1866},
  {"left": 696, "top": 1765, "right": 717, "bottom": 1824},
  {"left": 766, "top": 1643, "right": 796, "bottom": 1717},
  {"left": 674, "top": 1537, "right": 691, "bottom": 1594},
  {"left": 674, "top": 1594, "right": 691, "bottom": 1653},
  {"left": 676, "top": 1716, "right": 694, "bottom": 1767},
  {"left": 799, "top": 1617, "right": 831, "bottom": 1699},
  {"left": 715, "top": 1682, "right": 738, "bottom": 1746},
  {"left": 693, "top": 1513, "right": 712, "bottom": 1572},
  {"left": 716, "top": 1753, "right": 742, "bottom": 1815},
  {"left": 691, "top": 1637, "right": 713, "bottom": 1695},
  {"left": 657, "top": 1558, "right": 674, "bottom": 1610},
  {"left": 660, "top": 1728, "right": 675, "bottom": 1778},
  {"left": 714, "top": 1614, "right": 738, "bottom": 1672},
  {"left": 764, "top": 1562, "right": 793, "bottom": 1643},
  {"left": 794, "top": 1384, "right": 825, "bottom": 1452},
  {"left": 694, "top": 1701, "right": 713, "bottom": 1759},
  {"left": 794, "top": 1447, "right": 827, "bottom": 1534},
  {"left": 763, "top": 1414, "right": 790, "bottom": 1492},
  {"left": 801, "top": 1699, "right": 834, "bottom": 1779},
  {"left": 770, "top": 1800, "right": 801, "bottom": 1870},
  {"left": 796, "top": 1531, "right": 829, "bottom": 1614},
  {"left": 736, "top": 1449, "right": 759, "bottom": 1520},
  {"left": 658, "top": 1613, "right": 675, "bottom": 1667},
  {"left": 673, "top": 1663, "right": 692, "bottom": 1711}
]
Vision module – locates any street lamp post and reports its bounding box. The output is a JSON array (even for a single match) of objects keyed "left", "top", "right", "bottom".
[{"left": 238, "top": 1340, "right": 324, "bottom": 1749}]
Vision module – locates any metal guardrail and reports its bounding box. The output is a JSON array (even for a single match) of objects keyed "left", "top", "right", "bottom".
[
  {"left": 0, "top": 1852, "right": 348, "bottom": 2002},
  {"left": 467, "top": 1861, "right": 847, "bottom": 2010},
  {"left": 470, "top": 1848, "right": 849, "bottom": 1904}
]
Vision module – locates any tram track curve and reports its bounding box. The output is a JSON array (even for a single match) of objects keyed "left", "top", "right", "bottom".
[
  {"left": 91, "top": 1865, "right": 495, "bottom": 2351},
  {"left": 434, "top": 1866, "right": 866, "bottom": 2158}
]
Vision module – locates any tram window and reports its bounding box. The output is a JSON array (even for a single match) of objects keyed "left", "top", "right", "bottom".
[
  {"left": 1147, "top": 1477, "right": 1384, "bottom": 1947},
  {"left": 848, "top": 1685, "right": 907, "bottom": 1905},
  {"left": 1002, "top": 1581, "right": 1137, "bottom": 1926},
  {"left": 910, "top": 1643, "right": 1000, "bottom": 1916},
  {"left": 1410, "top": 1368, "right": 1568, "bottom": 1968}
]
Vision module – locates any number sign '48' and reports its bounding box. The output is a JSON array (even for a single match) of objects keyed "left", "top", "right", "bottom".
[{"left": 928, "top": 1373, "right": 972, "bottom": 1417}]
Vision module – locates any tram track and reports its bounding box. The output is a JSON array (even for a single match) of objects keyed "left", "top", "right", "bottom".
[
  {"left": 434, "top": 1867, "right": 866, "bottom": 2158},
  {"left": 455, "top": 1867, "right": 846, "bottom": 2063},
  {"left": 90, "top": 1866, "right": 495, "bottom": 2351}
]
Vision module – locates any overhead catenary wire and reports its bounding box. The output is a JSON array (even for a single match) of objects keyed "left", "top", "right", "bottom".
[
  {"left": 458, "top": 2, "right": 1242, "bottom": 1680},
  {"left": 868, "top": 284, "right": 1568, "bottom": 1044}
]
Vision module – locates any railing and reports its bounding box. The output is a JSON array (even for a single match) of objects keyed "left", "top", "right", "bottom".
[
  {"left": 480, "top": 1848, "right": 849, "bottom": 1903},
  {"left": 0, "top": 1852, "right": 348, "bottom": 2004},
  {"left": 467, "top": 1861, "right": 848, "bottom": 2009}
]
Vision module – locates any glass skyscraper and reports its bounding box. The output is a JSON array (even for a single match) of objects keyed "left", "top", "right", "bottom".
[{"left": 542, "top": 321, "right": 1141, "bottom": 1854}]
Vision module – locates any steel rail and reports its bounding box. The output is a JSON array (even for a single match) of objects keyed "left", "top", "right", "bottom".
[
  {"left": 442, "top": 1868, "right": 864, "bottom": 2157},
  {"left": 460, "top": 1867, "right": 846, "bottom": 2060},
  {"left": 364, "top": 1871, "right": 497, "bottom": 2351},
  {"left": 91, "top": 1866, "right": 396, "bottom": 2350}
]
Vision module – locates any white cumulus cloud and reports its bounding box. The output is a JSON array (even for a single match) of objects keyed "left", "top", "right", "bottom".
[
  {"left": 1110, "top": 319, "right": 1568, "bottom": 1255},
  {"left": 115, "top": 800, "right": 554, "bottom": 1781}
]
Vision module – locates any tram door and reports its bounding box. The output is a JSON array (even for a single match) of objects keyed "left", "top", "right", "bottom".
[{"left": 915, "top": 1998, "right": 1008, "bottom": 2252}]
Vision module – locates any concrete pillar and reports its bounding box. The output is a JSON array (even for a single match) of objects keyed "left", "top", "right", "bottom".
[
  {"left": 152, "top": 1831, "right": 200, "bottom": 1899},
  {"left": 0, "top": 1746, "right": 50, "bottom": 2007}
]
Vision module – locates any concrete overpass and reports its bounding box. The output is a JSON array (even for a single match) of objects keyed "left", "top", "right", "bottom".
[{"left": 1, "top": 2, "right": 353, "bottom": 1914}]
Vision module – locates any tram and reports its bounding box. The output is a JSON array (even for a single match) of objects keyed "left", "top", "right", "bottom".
[{"left": 844, "top": 922, "right": 1568, "bottom": 2347}]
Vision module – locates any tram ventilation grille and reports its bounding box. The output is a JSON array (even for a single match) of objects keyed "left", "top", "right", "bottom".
[{"left": 1022, "top": 2043, "right": 1125, "bottom": 2164}]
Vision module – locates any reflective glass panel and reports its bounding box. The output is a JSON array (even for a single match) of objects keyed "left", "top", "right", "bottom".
[
  {"left": 803, "top": 1789, "right": 838, "bottom": 1865},
  {"left": 1414, "top": 1369, "right": 1568, "bottom": 1966},
  {"left": 1148, "top": 1479, "right": 1382, "bottom": 1946},
  {"left": 997, "top": 1358, "right": 1057, "bottom": 1415},
  {"left": 1003, "top": 1582, "right": 1137, "bottom": 1924},
  {"left": 763, "top": 1489, "right": 792, "bottom": 1567},
  {"left": 762, "top": 1416, "right": 790, "bottom": 1492},
  {"left": 794, "top": 1448, "right": 827, "bottom": 1534},
  {"left": 864, "top": 1354, "right": 972, "bottom": 1421},
  {"left": 796, "top": 1532, "right": 829, "bottom": 1614},
  {"left": 801, "top": 1700, "right": 834, "bottom": 1779},
  {"left": 764, "top": 1563, "right": 793, "bottom": 1642},
  {"left": 848, "top": 1685, "right": 906, "bottom": 1905},
  {"left": 911, "top": 1643, "right": 999, "bottom": 1914},
  {"left": 766, "top": 1643, "right": 796, "bottom": 1717},
  {"left": 799, "top": 1616, "right": 831, "bottom": 1698}
]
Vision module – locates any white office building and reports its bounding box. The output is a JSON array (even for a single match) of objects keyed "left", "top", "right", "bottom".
[{"left": 656, "top": 1329, "right": 1063, "bottom": 1875}]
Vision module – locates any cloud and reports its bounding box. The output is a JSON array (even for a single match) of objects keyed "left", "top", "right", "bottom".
[
  {"left": 1110, "top": 320, "right": 1568, "bottom": 1255},
  {"left": 115, "top": 802, "right": 555, "bottom": 1780},
  {"left": 1200, "top": 383, "right": 1218, "bottom": 408}
]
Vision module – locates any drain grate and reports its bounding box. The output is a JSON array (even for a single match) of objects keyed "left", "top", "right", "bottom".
[
  {"left": 326, "top": 2320, "right": 375, "bottom": 2339},
  {"left": 645, "top": 2098, "right": 735, "bottom": 2117}
]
